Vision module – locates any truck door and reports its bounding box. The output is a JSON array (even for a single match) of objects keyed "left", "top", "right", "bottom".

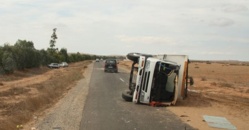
[{"left": 133, "top": 56, "right": 145, "bottom": 103}]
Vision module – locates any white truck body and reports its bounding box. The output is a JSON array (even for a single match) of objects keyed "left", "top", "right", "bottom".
[{"left": 133, "top": 55, "right": 189, "bottom": 105}]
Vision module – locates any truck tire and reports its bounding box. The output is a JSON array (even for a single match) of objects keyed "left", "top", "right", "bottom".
[
  {"left": 127, "top": 53, "right": 141, "bottom": 62},
  {"left": 127, "top": 52, "right": 153, "bottom": 62},
  {"left": 122, "top": 90, "right": 133, "bottom": 102}
]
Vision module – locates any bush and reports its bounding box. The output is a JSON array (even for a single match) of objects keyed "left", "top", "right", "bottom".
[
  {"left": 13, "top": 40, "right": 41, "bottom": 69},
  {"left": 201, "top": 77, "right": 207, "bottom": 81},
  {"left": 189, "top": 76, "right": 194, "bottom": 85},
  {"left": 2, "top": 51, "right": 16, "bottom": 74},
  {"left": 206, "top": 61, "right": 211, "bottom": 64}
]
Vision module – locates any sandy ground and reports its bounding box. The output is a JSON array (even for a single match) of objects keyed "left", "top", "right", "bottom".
[{"left": 119, "top": 60, "right": 249, "bottom": 130}]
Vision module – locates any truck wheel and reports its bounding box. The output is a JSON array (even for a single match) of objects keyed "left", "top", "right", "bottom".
[
  {"left": 122, "top": 90, "right": 133, "bottom": 102},
  {"left": 127, "top": 52, "right": 153, "bottom": 62},
  {"left": 127, "top": 53, "right": 141, "bottom": 62}
]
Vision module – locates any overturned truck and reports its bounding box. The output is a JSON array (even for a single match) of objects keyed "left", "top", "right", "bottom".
[{"left": 122, "top": 52, "right": 191, "bottom": 106}]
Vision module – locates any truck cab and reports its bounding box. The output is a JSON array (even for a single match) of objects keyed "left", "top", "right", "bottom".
[{"left": 122, "top": 53, "right": 189, "bottom": 106}]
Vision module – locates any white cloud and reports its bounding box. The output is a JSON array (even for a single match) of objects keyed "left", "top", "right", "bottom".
[
  {"left": 222, "top": 4, "right": 248, "bottom": 13},
  {"left": 117, "top": 35, "right": 176, "bottom": 45},
  {"left": 201, "top": 51, "right": 233, "bottom": 55},
  {"left": 209, "top": 18, "right": 234, "bottom": 27}
]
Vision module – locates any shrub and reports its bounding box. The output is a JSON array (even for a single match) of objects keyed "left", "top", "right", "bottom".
[
  {"left": 206, "top": 61, "right": 211, "bottom": 64},
  {"left": 201, "top": 77, "right": 207, "bottom": 81},
  {"left": 189, "top": 76, "right": 194, "bottom": 85},
  {"left": 2, "top": 51, "right": 16, "bottom": 74}
]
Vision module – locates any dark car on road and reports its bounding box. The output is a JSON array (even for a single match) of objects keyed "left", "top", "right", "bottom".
[{"left": 104, "top": 59, "right": 118, "bottom": 73}]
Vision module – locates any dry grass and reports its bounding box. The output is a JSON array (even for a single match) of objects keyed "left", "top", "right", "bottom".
[
  {"left": 0, "top": 67, "right": 49, "bottom": 82},
  {"left": 210, "top": 82, "right": 217, "bottom": 86},
  {"left": 219, "top": 82, "right": 234, "bottom": 88},
  {"left": 0, "top": 87, "right": 30, "bottom": 97},
  {"left": 188, "top": 62, "right": 249, "bottom": 106},
  {"left": 119, "top": 61, "right": 133, "bottom": 70},
  {"left": 0, "top": 61, "right": 92, "bottom": 130}
]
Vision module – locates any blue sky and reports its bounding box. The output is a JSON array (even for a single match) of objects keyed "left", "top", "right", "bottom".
[{"left": 0, "top": 0, "right": 249, "bottom": 61}]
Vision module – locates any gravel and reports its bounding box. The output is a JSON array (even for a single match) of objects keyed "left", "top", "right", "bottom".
[{"left": 28, "top": 63, "right": 93, "bottom": 130}]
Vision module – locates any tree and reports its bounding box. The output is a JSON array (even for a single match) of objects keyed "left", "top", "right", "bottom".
[
  {"left": 39, "top": 49, "right": 49, "bottom": 65},
  {"left": 13, "top": 40, "right": 39, "bottom": 69},
  {"left": 2, "top": 51, "right": 16, "bottom": 74},
  {"left": 15, "top": 39, "right": 35, "bottom": 49},
  {"left": 0, "top": 46, "right": 4, "bottom": 74},
  {"left": 59, "top": 48, "right": 69, "bottom": 62},
  {"left": 47, "top": 28, "right": 59, "bottom": 63},
  {"left": 49, "top": 28, "right": 58, "bottom": 51},
  {"left": 0, "top": 44, "right": 16, "bottom": 73}
]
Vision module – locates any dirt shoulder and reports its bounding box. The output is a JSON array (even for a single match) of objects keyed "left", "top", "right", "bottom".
[
  {"left": 25, "top": 63, "right": 93, "bottom": 130},
  {"left": 119, "top": 60, "right": 249, "bottom": 130}
]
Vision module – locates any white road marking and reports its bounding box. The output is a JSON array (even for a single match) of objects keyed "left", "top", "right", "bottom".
[{"left": 120, "top": 78, "right": 125, "bottom": 82}]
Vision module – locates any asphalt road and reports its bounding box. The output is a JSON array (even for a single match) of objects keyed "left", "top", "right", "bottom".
[{"left": 79, "top": 62, "right": 194, "bottom": 130}]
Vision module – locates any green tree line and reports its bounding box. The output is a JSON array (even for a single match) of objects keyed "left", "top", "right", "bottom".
[
  {"left": 0, "top": 29, "right": 124, "bottom": 74},
  {"left": 0, "top": 39, "right": 98, "bottom": 74}
]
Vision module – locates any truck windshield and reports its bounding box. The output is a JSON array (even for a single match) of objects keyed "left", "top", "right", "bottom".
[{"left": 158, "top": 62, "right": 175, "bottom": 75}]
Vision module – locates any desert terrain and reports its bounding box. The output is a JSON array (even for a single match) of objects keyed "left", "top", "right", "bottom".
[
  {"left": 119, "top": 60, "right": 249, "bottom": 130},
  {"left": 0, "top": 60, "right": 249, "bottom": 130}
]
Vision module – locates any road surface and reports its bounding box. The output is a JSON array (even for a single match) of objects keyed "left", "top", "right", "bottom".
[{"left": 80, "top": 62, "right": 194, "bottom": 130}]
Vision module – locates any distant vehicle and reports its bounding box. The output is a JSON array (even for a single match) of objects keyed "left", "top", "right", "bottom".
[
  {"left": 96, "top": 59, "right": 100, "bottom": 62},
  {"left": 48, "top": 63, "right": 60, "bottom": 68},
  {"left": 59, "top": 62, "right": 68, "bottom": 67},
  {"left": 104, "top": 59, "right": 118, "bottom": 73}
]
